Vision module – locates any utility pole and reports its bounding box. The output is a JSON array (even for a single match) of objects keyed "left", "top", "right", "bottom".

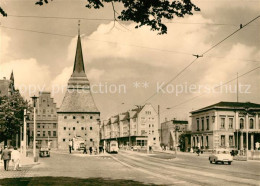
[
  {"left": 31, "top": 95, "right": 38, "bottom": 162},
  {"left": 245, "top": 107, "right": 249, "bottom": 161},
  {"left": 158, "top": 105, "right": 161, "bottom": 146},
  {"left": 237, "top": 72, "right": 239, "bottom": 102},
  {"left": 23, "top": 109, "right": 27, "bottom": 157}
]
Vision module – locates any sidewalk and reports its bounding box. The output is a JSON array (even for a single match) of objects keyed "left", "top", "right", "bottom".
[{"left": 0, "top": 155, "right": 39, "bottom": 168}]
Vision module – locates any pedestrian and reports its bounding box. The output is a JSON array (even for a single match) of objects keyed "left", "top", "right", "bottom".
[
  {"left": 89, "top": 146, "right": 92, "bottom": 155},
  {"left": 69, "top": 139, "right": 72, "bottom": 154},
  {"left": 1, "top": 146, "right": 11, "bottom": 171},
  {"left": 83, "top": 145, "right": 87, "bottom": 154},
  {"left": 11, "top": 147, "right": 21, "bottom": 171},
  {"left": 197, "top": 148, "right": 200, "bottom": 156}
]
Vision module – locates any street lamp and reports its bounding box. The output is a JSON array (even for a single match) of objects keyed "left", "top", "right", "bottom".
[
  {"left": 31, "top": 95, "right": 38, "bottom": 162},
  {"left": 22, "top": 109, "right": 30, "bottom": 157},
  {"left": 244, "top": 106, "right": 249, "bottom": 161},
  {"left": 175, "top": 125, "right": 180, "bottom": 157}
]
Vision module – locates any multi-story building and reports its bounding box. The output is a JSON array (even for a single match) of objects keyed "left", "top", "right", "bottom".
[
  {"left": 160, "top": 119, "right": 189, "bottom": 151},
  {"left": 27, "top": 92, "right": 58, "bottom": 148},
  {"left": 190, "top": 102, "right": 260, "bottom": 152},
  {"left": 57, "top": 33, "right": 100, "bottom": 149},
  {"left": 100, "top": 103, "right": 160, "bottom": 148}
]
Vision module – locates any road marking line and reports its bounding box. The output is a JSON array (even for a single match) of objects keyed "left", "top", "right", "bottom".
[
  {"left": 111, "top": 155, "right": 198, "bottom": 185},
  {"left": 120, "top": 152, "right": 259, "bottom": 186}
]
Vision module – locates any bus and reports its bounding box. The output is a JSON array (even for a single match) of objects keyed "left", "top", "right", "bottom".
[{"left": 106, "top": 140, "right": 118, "bottom": 153}]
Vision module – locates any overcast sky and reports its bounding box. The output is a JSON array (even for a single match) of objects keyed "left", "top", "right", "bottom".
[{"left": 0, "top": 0, "right": 259, "bottom": 121}]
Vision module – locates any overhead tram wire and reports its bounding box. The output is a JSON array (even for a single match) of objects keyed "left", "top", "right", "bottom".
[
  {"left": 7, "top": 14, "right": 260, "bottom": 27},
  {"left": 162, "top": 66, "right": 260, "bottom": 114},
  {"left": 141, "top": 15, "right": 260, "bottom": 104},
  {"left": 8, "top": 15, "right": 113, "bottom": 21},
  {"left": 0, "top": 25, "right": 192, "bottom": 56}
]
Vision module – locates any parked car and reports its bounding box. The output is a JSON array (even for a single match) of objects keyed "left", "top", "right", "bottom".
[
  {"left": 39, "top": 147, "right": 50, "bottom": 157},
  {"left": 209, "top": 149, "right": 233, "bottom": 165}
]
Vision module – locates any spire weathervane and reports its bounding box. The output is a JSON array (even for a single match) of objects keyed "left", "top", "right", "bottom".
[{"left": 78, "top": 20, "right": 81, "bottom": 36}]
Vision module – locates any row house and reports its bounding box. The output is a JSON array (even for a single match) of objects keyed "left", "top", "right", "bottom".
[
  {"left": 100, "top": 103, "right": 160, "bottom": 148},
  {"left": 190, "top": 101, "right": 260, "bottom": 151},
  {"left": 27, "top": 92, "right": 58, "bottom": 148}
]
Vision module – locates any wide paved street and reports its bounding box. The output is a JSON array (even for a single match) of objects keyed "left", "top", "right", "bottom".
[{"left": 0, "top": 150, "right": 259, "bottom": 185}]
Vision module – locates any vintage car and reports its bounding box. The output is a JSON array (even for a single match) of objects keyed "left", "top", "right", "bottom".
[
  {"left": 39, "top": 147, "right": 50, "bottom": 157},
  {"left": 209, "top": 149, "right": 233, "bottom": 165}
]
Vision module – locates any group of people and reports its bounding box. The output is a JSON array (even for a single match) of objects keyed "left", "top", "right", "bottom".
[{"left": 0, "top": 146, "right": 21, "bottom": 171}]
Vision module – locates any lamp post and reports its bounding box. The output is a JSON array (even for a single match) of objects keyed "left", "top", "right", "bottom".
[
  {"left": 245, "top": 106, "right": 249, "bottom": 161},
  {"left": 22, "top": 109, "right": 29, "bottom": 157},
  {"left": 175, "top": 125, "right": 180, "bottom": 157},
  {"left": 31, "top": 95, "right": 38, "bottom": 162}
]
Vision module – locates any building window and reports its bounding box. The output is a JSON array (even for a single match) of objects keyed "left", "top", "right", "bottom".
[
  {"left": 221, "top": 135, "right": 225, "bottom": 147},
  {"left": 153, "top": 137, "right": 156, "bottom": 141},
  {"left": 90, "top": 116, "right": 93, "bottom": 119},
  {"left": 37, "top": 124, "right": 40, "bottom": 128},
  {"left": 73, "top": 116, "right": 76, "bottom": 119},
  {"left": 206, "top": 136, "right": 209, "bottom": 147},
  {"left": 48, "top": 131, "right": 51, "bottom": 137},
  {"left": 90, "top": 138, "right": 93, "bottom": 142},
  {"left": 37, "top": 131, "right": 40, "bottom": 137},
  {"left": 81, "top": 127, "right": 84, "bottom": 130},
  {"left": 43, "top": 131, "right": 46, "bottom": 137},
  {"left": 197, "top": 119, "right": 199, "bottom": 131},
  {"left": 64, "top": 127, "right": 66, "bottom": 130},
  {"left": 73, "top": 127, "right": 75, "bottom": 130},
  {"left": 42, "top": 125, "right": 45, "bottom": 129},
  {"left": 240, "top": 118, "right": 244, "bottom": 129},
  {"left": 63, "top": 138, "right": 66, "bottom": 142},
  {"left": 81, "top": 116, "right": 84, "bottom": 119},
  {"left": 249, "top": 118, "right": 254, "bottom": 129},
  {"left": 206, "top": 118, "right": 209, "bottom": 130},
  {"left": 64, "top": 116, "right": 67, "bottom": 119},
  {"left": 201, "top": 136, "right": 203, "bottom": 147},
  {"left": 201, "top": 118, "right": 204, "bottom": 131},
  {"left": 220, "top": 118, "right": 225, "bottom": 129},
  {"left": 229, "top": 136, "right": 233, "bottom": 147},
  {"left": 53, "top": 131, "right": 56, "bottom": 137},
  {"left": 229, "top": 118, "right": 233, "bottom": 129},
  {"left": 53, "top": 124, "right": 56, "bottom": 128},
  {"left": 90, "top": 127, "right": 92, "bottom": 130}
]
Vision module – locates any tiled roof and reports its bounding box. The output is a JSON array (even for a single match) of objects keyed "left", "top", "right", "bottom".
[
  {"left": 58, "top": 90, "right": 99, "bottom": 113},
  {"left": 119, "top": 112, "right": 129, "bottom": 121},
  {"left": 191, "top": 101, "right": 260, "bottom": 114}
]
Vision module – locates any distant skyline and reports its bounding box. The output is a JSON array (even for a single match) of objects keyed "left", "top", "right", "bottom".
[{"left": 0, "top": 0, "right": 259, "bottom": 121}]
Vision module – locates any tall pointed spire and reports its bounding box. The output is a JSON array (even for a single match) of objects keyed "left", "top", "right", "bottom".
[
  {"left": 72, "top": 20, "right": 85, "bottom": 77},
  {"left": 10, "top": 70, "right": 14, "bottom": 82}
]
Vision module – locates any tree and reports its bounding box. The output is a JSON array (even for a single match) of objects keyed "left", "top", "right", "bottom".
[
  {"left": 0, "top": 91, "right": 29, "bottom": 146},
  {"left": 0, "top": 0, "right": 200, "bottom": 34}
]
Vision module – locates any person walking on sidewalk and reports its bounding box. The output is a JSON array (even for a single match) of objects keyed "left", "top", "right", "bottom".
[
  {"left": 1, "top": 146, "right": 11, "bottom": 171},
  {"left": 11, "top": 147, "right": 21, "bottom": 171},
  {"left": 69, "top": 139, "right": 72, "bottom": 154}
]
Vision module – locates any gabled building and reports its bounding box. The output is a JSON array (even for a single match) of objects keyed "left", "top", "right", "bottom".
[
  {"left": 101, "top": 103, "right": 160, "bottom": 148},
  {"left": 57, "top": 33, "right": 100, "bottom": 149},
  {"left": 0, "top": 71, "right": 15, "bottom": 97},
  {"left": 190, "top": 101, "right": 260, "bottom": 152},
  {"left": 27, "top": 92, "right": 58, "bottom": 148}
]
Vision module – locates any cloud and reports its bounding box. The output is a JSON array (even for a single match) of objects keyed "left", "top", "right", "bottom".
[{"left": 0, "top": 58, "right": 51, "bottom": 99}]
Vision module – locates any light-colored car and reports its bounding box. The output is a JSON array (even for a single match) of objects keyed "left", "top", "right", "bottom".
[{"left": 209, "top": 149, "right": 233, "bottom": 165}]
